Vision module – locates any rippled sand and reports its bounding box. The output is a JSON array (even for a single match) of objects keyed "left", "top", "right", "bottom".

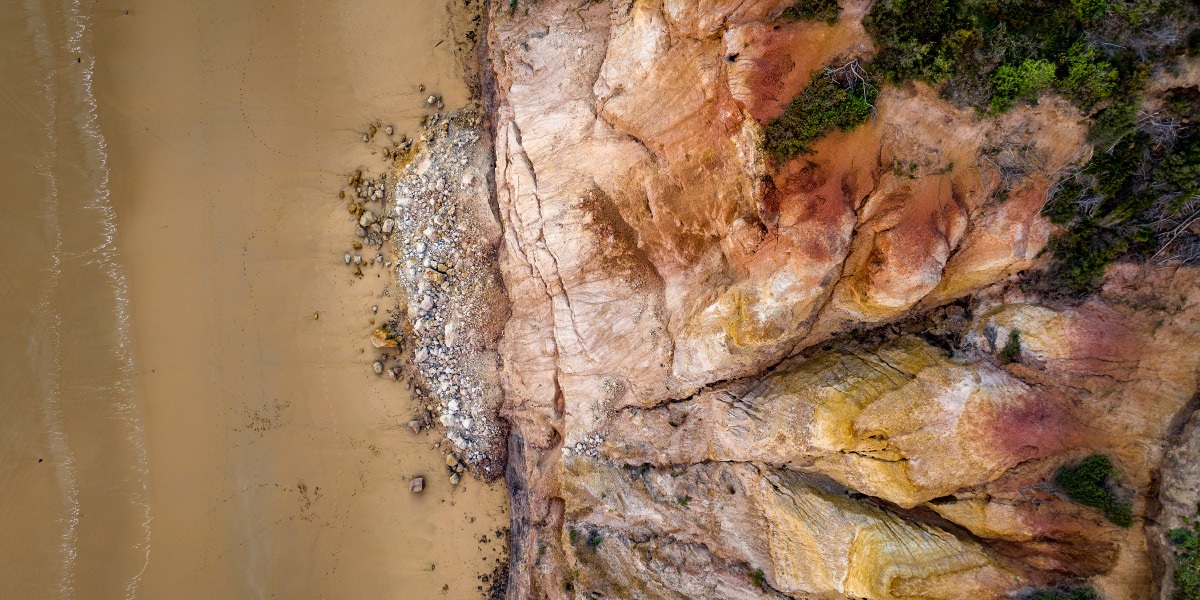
[{"left": 0, "top": 0, "right": 507, "bottom": 597}]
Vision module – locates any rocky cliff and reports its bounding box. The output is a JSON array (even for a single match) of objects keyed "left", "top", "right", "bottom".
[{"left": 476, "top": 1, "right": 1200, "bottom": 598}]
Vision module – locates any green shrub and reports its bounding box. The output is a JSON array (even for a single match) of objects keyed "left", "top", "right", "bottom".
[
  {"left": 586, "top": 530, "right": 603, "bottom": 549},
  {"left": 1157, "top": 131, "right": 1200, "bottom": 204},
  {"left": 1088, "top": 98, "right": 1140, "bottom": 149},
  {"left": 1029, "top": 587, "right": 1100, "bottom": 600},
  {"left": 999, "top": 329, "right": 1022, "bottom": 364},
  {"left": 991, "top": 59, "right": 1057, "bottom": 112},
  {"left": 1055, "top": 454, "right": 1133, "bottom": 527},
  {"left": 780, "top": 0, "right": 841, "bottom": 24},
  {"left": 1059, "top": 42, "right": 1119, "bottom": 110},
  {"left": 863, "top": 0, "right": 964, "bottom": 83},
  {"left": 862, "top": 0, "right": 1194, "bottom": 115},
  {"left": 1073, "top": 0, "right": 1108, "bottom": 20},
  {"left": 749, "top": 568, "right": 767, "bottom": 590},
  {"left": 1168, "top": 506, "right": 1200, "bottom": 600},
  {"left": 1042, "top": 97, "right": 1200, "bottom": 294},
  {"left": 1045, "top": 224, "right": 1147, "bottom": 295},
  {"left": 763, "top": 70, "right": 876, "bottom": 162}
]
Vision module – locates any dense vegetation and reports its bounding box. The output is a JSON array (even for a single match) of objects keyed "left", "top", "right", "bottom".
[
  {"left": 1028, "top": 587, "right": 1100, "bottom": 600},
  {"left": 1169, "top": 506, "right": 1200, "bottom": 600},
  {"left": 763, "top": 63, "right": 877, "bottom": 162},
  {"left": 862, "top": 0, "right": 1192, "bottom": 113},
  {"left": 1042, "top": 88, "right": 1200, "bottom": 293},
  {"left": 780, "top": 0, "right": 841, "bottom": 24},
  {"left": 1055, "top": 454, "right": 1133, "bottom": 527}
]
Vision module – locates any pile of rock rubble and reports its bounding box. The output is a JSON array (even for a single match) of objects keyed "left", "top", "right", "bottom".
[{"left": 389, "top": 110, "right": 508, "bottom": 479}]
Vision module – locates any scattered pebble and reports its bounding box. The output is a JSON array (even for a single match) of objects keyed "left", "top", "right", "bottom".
[{"left": 409, "top": 477, "right": 425, "bottom": 493}]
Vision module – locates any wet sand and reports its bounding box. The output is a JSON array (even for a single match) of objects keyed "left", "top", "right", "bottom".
[{"left": 1, "top": 0, "right": 507, "bottom": 598}]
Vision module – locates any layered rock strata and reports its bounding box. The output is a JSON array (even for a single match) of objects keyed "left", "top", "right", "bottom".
[{"left": 471, "top": 1, "right": 1200, "bottom": 598}]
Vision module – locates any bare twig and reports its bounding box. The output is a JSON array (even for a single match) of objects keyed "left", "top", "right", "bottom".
[
  {"left": 823, "top": 59, "right": 878, "bottom": 118},
  {"left": 1138, "top": 108, "right": 1190, "bottom": 149}
]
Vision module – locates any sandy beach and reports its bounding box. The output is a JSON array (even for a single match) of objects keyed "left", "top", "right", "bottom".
[{"left": 1, "top": 0, "right": 507, "bottom": 597}]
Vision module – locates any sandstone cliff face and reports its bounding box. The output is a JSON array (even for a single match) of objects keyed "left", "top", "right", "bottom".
[{"left": 483, "top": 1, "right": 1200, "bottom": 598}]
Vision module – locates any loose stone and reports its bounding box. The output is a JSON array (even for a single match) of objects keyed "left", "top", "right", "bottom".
[{"left": 409, "top": 477, "right": 424, "bottom": 493}]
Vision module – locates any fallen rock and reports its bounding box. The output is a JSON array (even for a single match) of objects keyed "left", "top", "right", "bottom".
[{"left": 371, "top": 327, "right": 398, "bottom": 348}]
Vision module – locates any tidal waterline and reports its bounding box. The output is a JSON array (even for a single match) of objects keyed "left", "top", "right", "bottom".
[{"left": 0, "top": 0, "right": 507, "bottom": 597}]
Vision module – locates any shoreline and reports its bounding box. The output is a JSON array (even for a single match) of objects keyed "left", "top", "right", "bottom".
[{"left": 0, "top": 0, "right": 511, "bottom": 597}]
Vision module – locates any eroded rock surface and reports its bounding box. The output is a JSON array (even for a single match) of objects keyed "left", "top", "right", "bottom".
[{"left": 480, "top": 1, "right": 1200, "bottom": 598}]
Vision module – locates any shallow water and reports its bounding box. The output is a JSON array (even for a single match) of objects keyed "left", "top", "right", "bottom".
[{"left": 0, "top": 0, "right": 507, "bottom": 598}]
